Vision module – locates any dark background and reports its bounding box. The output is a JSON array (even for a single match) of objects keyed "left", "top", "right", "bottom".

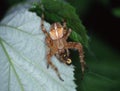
[{"left": 83, "top": 0, "right": 120, "bottom": 52}]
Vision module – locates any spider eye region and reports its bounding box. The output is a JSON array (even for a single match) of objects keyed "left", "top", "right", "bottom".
[{"left": 49, "top": 23, "right": 63, "bottom": 40}]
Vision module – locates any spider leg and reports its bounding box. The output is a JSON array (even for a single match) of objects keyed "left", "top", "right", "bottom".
[
  {"left": 64, "top": 28, "right": 72, "bottom": 40},
  {"left": 66, "top": 49, "right": 70, "bottom": 56},
  {"left": 41, "top": 14, "right": 49, "bottom": 36},
  {"left": 62, "top": 19, "right": 72, "bottom": 40},
  {"left": 65, "top": 42, "right": 86, "bottom": 77},
  {"left": 62, "top": 19, "right": 67, "bottom": 30},
  {"left": 47, "top": 51, "right": 64, "bottom": 81},
  {"left": 62, "top": 19, "right": 68, "bottom": 36}
]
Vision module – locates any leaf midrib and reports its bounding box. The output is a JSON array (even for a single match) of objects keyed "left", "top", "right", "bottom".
[{"left": 0, "top": 39, "right": 25, "bottom": 91}]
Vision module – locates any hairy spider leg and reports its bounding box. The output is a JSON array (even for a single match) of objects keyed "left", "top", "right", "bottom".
[
  {"left": 41, "top": 14, "right": 49, "bottom": 36},
  {"left": 65, "top": 42, "right": 86, "bottom": 77},
  {"left": 47, "top": 51, "right": 64, "bottom": 81},
  {"left": 62, "top": 19, "right": 67, "bottom": 30},
  {"left": 62, "top": 19, "right": 72, "bottom": 39},
  {"left": 63, "top": 28, "right": 72, "bottom": 56},
  {"left": 64, "top": 28, "right": 72, "bottom": 40}
]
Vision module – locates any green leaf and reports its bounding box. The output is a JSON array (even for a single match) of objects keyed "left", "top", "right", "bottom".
[
  {"left": 0, "top": 9, "right": 76, "bottom": 91},
  {"left": 30, "top": 0, "right": 89, "bottom": 48}
]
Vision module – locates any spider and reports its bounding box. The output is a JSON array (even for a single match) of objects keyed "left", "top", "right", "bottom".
[{"left": 41, "top": 14, "right": 86, "bottom": 81}]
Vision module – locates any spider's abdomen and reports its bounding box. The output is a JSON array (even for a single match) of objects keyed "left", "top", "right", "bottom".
[{"left": 49, "top": 23, "right": 64, "bottom": 40}]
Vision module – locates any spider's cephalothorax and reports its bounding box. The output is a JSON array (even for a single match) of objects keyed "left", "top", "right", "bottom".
[{"left": 41, "top": 14, "right": 86, "bottom": 81}]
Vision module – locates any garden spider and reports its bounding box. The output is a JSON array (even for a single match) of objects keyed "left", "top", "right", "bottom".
[{"left": 41, "top": 14, "right": 86, "bottom": 81}]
